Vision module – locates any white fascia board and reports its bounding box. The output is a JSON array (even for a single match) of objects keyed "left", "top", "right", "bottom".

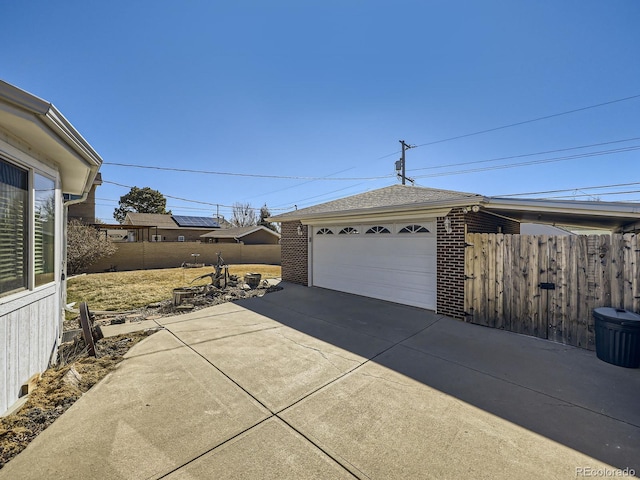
[
  {"left": 299, "top": 207, "right": 454, "bottom": 226},
  {"left": 487, "top": 198, "right": 640, "bottom": 218}
]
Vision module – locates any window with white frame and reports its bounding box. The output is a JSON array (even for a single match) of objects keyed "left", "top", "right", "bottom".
[
  {"left": 0, "top": 158, "right": 57, "bottom": 297},
  {"left": 338, "top": 227, "right": 359, "bottom": 235},
  {"left": 177, "top": 235, "right": 185, "bottom": 242}
]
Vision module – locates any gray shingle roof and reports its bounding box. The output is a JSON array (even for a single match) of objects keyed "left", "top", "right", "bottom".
[
  {"left": 269, "top": 185, "right": 483, "bottom": 221},
  {"left": 200, "top": 226, "right": 280, "bottom": 239}
]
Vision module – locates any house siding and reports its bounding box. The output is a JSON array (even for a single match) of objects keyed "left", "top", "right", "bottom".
[
  {"left": 281, "top": 221, "right": 308, "bottom": 285},
  {"left": 0, "top": 137, "right": 63, "bottom": 414}
]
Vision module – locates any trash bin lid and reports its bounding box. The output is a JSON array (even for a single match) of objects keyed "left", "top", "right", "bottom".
[{"left": 593, "top": 307, "right": 640, "bottom": 325}]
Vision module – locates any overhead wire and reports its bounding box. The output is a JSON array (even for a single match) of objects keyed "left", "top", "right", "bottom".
[
  {"left": 377, "top": 93, "right": 640, "bottom": 159},
  {"left": 103, "top": 163, "right": 392, "bottom": 181},
  {"left": 412, "top": 145, "right": 640, "bottom": 179},
  {"left": 496, "top": 181, "right": 640, "bottom": 198},
  {"left": 408, "top": 136, "right": 640, "bottom": 172},
  {"left": 100, "top": 93, "right": 640, "bottom": 213},
  {"left": 102, "top": 180, "right": 290, "bottom": 212}
]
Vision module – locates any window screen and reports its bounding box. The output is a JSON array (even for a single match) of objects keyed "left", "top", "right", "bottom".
[
  {"left": 34, "top": 174, "right": 55, "bottom": 286},
  {"left": 0, "top": 160, "right": 28, "bottom": 295}
]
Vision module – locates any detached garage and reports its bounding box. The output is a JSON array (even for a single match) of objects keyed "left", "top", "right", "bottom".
[
  {"left": 270, "top": 184, "right": 640, "bottom": 321},
  {"left": 270, "top": 185, "right": 519, "bottom": 317}
]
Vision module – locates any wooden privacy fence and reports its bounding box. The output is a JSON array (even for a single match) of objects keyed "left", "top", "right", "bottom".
[{"left": 464, "top": 233, "right": 639, "bottom": 350}]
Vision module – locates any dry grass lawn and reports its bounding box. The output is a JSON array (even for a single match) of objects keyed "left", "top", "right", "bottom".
[{"left": 67, "top": 265, "right": 281, "bottom": 311}]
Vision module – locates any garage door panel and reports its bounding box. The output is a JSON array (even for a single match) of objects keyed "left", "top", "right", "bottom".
[{"left": 312, "top": 228, "right": 436, "bottom": 310}]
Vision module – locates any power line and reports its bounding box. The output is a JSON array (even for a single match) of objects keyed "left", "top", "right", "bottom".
[
  {"left": 102, "top": 180, "right": 290, "bottom": 211},
  {"left": 272, "top": 182, "right": 370, "bottom": 209},
  {"left": 103, "top": 163, "right": 392, "bottom": 181},
  {"left": 496, "top": 181, "right": 640, "bottom": 198},
  {"left": 408, "top": 136, "right": 640, "bottom": 172},
  {"left": 542, "top": 189, "right": 640, "bottom": 200},
  {"left": 412, "top": 145, "right": 640, "bottom": 179},
  {"left": 378, "top": 93, "right": 640, "bottom": 159}
]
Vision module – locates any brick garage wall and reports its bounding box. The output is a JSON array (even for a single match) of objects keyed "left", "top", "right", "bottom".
[
  {"left": 437, "top": 208, "right": 466, "bottom": 319},
  {"left": 465, "top": 210, "right": 520, "bottom": 234},
  {"left": 280, "top": 221, "right": 308, "bottom": 285},
  {"left": 437, "top": 208, "right": 520, "bottom": 319},
  {"left": 86, "top": 243, "right": 280, "bottom": 273}
]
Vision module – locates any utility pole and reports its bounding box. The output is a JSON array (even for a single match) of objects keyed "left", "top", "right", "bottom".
[{"left": 396, "top": 140, "right": 415, "bottom": 185}]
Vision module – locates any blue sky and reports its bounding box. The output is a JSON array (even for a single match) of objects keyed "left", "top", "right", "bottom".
[{"left": 2, "top": 1, "right": 639, "bottom": 222}]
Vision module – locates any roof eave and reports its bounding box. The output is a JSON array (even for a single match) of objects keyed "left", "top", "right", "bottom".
[
  {"left": 0, "top": 80, "right": 102, "bottom": 196},
  {"left": 268, "top": 197, "right": 488, "bottom": 223}
]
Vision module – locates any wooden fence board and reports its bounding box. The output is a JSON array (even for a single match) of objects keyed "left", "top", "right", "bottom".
[
  {"left": 494, "top": 234, "right": 505, "bottom": 329},
  {"left": 546, "top": 235, "right": 561, "bottom": 343},
  {"left": 464, "top": 233, "right": 638, "bottom": 350},
  {"left": 610, "top": 235, "right": 625, "bottom": 309}
]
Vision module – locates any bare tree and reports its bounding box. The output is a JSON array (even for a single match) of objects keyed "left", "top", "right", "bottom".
[
  {"left": 230, "top": 202, "right": 257, "bottom": 227},
  {"left": 67, "top": 220, "right": 117, "bottom": 274}
]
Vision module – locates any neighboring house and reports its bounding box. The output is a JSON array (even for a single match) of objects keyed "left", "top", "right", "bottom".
[
  {"left": 520, "top": 223, "right": 575, "bottom": 235},
  {"left": 122, "top": 213, "right": 220, "bottom": 242},
  {"left": 200, "top": 225, "right": 280, "bottom": 245},
  {"left": 269, "top": 185, "right": 640, "bottom": 319},
  {"left": 68, "top": 172, "right": 102, "bottom": 224},
  {"left": 0, "top": 80, "right": 102, "bottom": 414}
]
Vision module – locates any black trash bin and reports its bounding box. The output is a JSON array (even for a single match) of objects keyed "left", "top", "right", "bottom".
[{"left": 593, "top": 307, "right": 640, "bottom": 368}]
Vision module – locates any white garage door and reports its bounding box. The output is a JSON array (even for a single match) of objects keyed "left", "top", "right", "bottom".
[{"left": 311, "top": 221, "right": 437, "bottom": 310}]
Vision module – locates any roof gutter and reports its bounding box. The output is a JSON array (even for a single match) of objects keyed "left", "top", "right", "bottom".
[
  {"left": 0, "top": 80, "right": 102, "bottom": 196},
  {"left": 486, "top": 197, "right": 640, "bottom": 218}
]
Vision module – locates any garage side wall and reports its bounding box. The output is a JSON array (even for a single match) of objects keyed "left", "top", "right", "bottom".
[
  {"left": 280, "top": 221, "right": 308, "bottom": 285},
  {"left": 437, "top": 209, "right": 466, "bottom": 319},
  {"left": 437, "top": 208, "right": 521, "bottom": 320}
]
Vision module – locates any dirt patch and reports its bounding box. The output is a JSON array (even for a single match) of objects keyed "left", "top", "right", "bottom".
[{"left": 64, "top": 281, "right": 284, "bottom": 331}]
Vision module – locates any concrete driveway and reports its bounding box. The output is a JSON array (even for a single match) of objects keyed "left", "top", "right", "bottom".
[{"left": 2, "top": 283, "right": 639, "bottom": 479}]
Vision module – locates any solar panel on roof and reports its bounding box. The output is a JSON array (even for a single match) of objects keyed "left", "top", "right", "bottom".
[{"left": 172, "top": 216, "right": 220, "bottom": 228}]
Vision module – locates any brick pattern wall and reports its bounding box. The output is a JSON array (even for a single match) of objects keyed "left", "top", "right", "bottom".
[
  {"left": 437, "top": 208, "right": 466, "bottom": 319},
  {"left": 465, "top": 210, "right": 520, "bottom": 234},
  {"left": 280, "top": 221, "right": 308, "bottom": 285}
]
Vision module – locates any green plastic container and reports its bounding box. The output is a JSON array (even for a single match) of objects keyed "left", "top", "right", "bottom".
[{"left": 593, "top": 307, "right": 640, "bottom": 368}]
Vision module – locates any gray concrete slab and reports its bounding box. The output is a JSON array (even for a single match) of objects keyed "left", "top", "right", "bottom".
[
  {"left": 161, "top": 308, "right": 281, "bottom": 346},
  {"left": 241, "top": 282, "right": 440, "bottom": 343},
  {"left": 0, "top": 330, "right": 270, "bottom": 480},
  {"left": 281, "top": 356, "right": 616, "bottom": 480},
  {"left": 158, "top": 301, "right": 247, "bottom": 325},
  {"left": 164, "top": 417, "right": 354, "bottom": 479},
  {"left": 373, "top": 344, "right": 640, "bottom": 473},
  {"left": 403, "top": 316, "right": 640, "bottom": 427},
  {"left": 187, "top": 322, "right": 390, "bottom": 412}
]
